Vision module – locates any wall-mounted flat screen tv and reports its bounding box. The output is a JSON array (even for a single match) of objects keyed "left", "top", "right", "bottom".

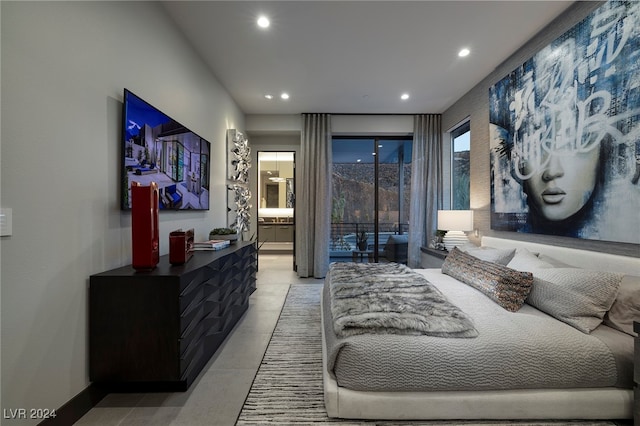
[{"left": 121, "top": 89, "right": 210, "bottom": 210}]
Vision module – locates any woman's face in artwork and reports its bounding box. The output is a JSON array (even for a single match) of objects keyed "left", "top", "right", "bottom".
[
  {"left": 505, "top": 40, "right": 611, "bottom": 223},
  {"left": 520, "top": 144, "right": 600, "bottom": 221}
]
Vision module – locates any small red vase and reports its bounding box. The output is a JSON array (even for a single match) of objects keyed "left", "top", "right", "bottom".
[{"left": 131, "top": 181, "right": 159, "bottom": 271}]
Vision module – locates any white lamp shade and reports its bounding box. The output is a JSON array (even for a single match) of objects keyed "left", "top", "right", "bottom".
[
  {"left": 437, "top": 210, "right": 474, "bottom": 251},
  {"left": 437, "top": 210, "right": 474, "bottom": 232}
]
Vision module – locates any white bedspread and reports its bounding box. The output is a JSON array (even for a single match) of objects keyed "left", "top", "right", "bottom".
[{"left": 323, "top": 269, "right": 632, "bottom": 393}]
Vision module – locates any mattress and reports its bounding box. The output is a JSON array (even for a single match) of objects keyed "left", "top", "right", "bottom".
[{"left": 322, "top": 268, "right": 633, "bottom": 393}]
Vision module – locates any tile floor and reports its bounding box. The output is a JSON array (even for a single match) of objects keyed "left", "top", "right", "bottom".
[{"left": 76, "top": 254, "right": 322, "bottom": 426}]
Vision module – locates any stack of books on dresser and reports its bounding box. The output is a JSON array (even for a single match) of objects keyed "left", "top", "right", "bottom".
[{"left": 191, "top": 239, "right": 231, "bottom": 251}]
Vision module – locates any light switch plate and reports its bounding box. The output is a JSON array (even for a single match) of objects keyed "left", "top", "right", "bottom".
[{"left": 1, "top": 208, "right": 13, "bottom": 236}]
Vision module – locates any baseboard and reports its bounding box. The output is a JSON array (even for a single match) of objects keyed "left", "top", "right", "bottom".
[
  {"left": 38, "top": 384, "right": 107, "bottom": 426},
  {"left": 259, "top": 249, "right": 293, "bottom": 254}
]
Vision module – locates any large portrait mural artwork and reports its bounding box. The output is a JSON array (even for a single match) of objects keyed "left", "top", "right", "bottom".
[{"left": 489, "top": 0, "right": 640, "bottom": 244}]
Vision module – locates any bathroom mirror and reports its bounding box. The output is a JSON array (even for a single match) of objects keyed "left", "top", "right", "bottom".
[{"left": 258, "top": 152, "right": 294, "bottom": 212}]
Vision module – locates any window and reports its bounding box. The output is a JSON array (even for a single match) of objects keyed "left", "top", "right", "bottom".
[
  {"left": 451, "top": 122, "right": 470, "bottom": 210},
  {"left": 331, "top": 137, "right": 412, "bottom": 262}
]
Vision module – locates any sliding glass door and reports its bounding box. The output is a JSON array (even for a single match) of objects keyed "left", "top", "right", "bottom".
[{"left": 331, "top": 137, "right": 412, "bottom": 262}]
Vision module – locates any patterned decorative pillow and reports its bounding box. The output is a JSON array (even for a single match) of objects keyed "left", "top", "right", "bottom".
[
  {"left": 459, "top": 243, "right": 516, "bottom": 265},
  {"left": 442, "top": 248, "right": 533, "bottom": 312},
  {"left": 527, "top": 268, "right": 623, "bottom": 334},
  {"left": 603, "top": 274, "right": 640, "bottom": 337}
]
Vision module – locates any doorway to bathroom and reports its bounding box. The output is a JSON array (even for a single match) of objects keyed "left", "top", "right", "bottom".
[{"left": 257, "top": 151, "right": 296, "bottom": 268}]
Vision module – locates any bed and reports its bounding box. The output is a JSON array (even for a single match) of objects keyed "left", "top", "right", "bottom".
[{"left": 321, "top": 236, "right": 638, "bottom": 420}]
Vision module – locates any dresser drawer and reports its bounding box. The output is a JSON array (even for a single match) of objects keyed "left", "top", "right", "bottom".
[
  {"left": 217, "top": 253, "right": 237, "bottom": 273},
  {"left": 180, "top": 288, "right": 205, "bottom": 333},
  {"left": 259, "top": 225, "right": 276, "bottom": 242},
  {"left": 275, "top": 224, "right": 294, "bottom": 242},
  {"left": 179, "top": 271, "right": 205, "bottom": 312},
  {"left": 180, "top": 300, "right": 205, "bottom": 338},
  {"left": 180, "top": 338, "right": 205, "bottom": 379},
  {"left": 180, "top": 269, "right": 205, "bottom": 292},
  {"left": 204, "top": 287, "right": 222, "bottom": 316},
  {"left": 180, "top": 318, "right": 205, "bottom": 359}
]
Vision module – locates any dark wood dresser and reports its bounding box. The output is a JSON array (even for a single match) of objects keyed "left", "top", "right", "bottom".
[{"left": 89, "top": 241, "right": 256, "bottom": 391}]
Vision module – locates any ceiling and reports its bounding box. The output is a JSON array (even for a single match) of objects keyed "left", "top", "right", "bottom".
[{"left": 162, "top": 1, "right": 574, "bottom": 115}]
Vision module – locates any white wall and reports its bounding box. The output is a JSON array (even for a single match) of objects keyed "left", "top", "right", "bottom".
[
  {"left": 332, "top": 115, "right": 413, "bottom": 136},
  {"left": 246, "top": 114, "right": 300, "bottom": 135},
  {"left": 246, "top": 114, "right": 414, "bottom": 136},
  {"left": 0, "top": 1, "right": 244, "bottom": 421}
]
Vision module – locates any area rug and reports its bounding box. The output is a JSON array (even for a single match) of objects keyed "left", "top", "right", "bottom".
[{"left": 235, "top": 284, "right": 618, "bottom": 426}]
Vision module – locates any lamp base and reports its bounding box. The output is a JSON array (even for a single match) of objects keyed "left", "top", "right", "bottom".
[{"left": 443, "top": 231, "right": 469, "bottom": 252}]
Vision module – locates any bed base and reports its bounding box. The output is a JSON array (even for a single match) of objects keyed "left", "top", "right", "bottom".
[{"left": 321, "top": 302, "right": 632, "bottom": 420}]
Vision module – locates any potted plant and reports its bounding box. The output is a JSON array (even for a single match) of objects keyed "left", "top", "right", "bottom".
[
  {"left": 356, "top": 228, "right": 368, "bottom": 251},
  {"left": 209, "top": 227, "right": 239, "bottom": 243},
  {"left": 433, "top": 229, "right": 447, "bottom": 251}
]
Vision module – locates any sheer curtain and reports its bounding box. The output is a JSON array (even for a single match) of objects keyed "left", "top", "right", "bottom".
[
  {"left": 408, "top": 114, "right": 442, "bottom": 268},
  {"left": 296, "top": 114, "right": 332, "bottom": 278}
]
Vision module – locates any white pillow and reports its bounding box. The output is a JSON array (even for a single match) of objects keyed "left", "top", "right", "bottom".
[
  {"left": 603, "top": 274, "right": 640, "bottom": 336},
  {"left": 507, "top": 248, "right": 629, "bottom": 334},
  {"left": 459, "top": 244, "right": 516, "bottom": 265},
  {"left": 537, "top": 254, "right": 574, "bottom": 268},
  {"left": 506, "top": 248, "right": 554, "bottom": 272},
  {"left": 527, "top": 268, "right": 623, "bottom": 334}
]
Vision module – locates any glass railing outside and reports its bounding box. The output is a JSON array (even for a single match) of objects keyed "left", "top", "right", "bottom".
[{"left": 330, "top": 222, "right": 408, "bottom": 257}]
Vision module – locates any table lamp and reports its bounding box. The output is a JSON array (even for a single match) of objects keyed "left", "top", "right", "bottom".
[{"left": 437, "top": 210, "right": 474, "bottom": 252}]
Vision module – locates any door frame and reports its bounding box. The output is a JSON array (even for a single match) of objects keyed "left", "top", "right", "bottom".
[
  {"left": 332, "top": 136, "right": 412, "bottom": 262},
  {"left": 256, "top": 150, "right": 297, "bottom": 270}
]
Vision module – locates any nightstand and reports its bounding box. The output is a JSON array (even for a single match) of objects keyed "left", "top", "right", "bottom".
[
  {"left": 634, "top": 321, "right": 639, "bottom": 425},
  {"left": 420, "top": 247, "right": 448, "bottom": 268}
]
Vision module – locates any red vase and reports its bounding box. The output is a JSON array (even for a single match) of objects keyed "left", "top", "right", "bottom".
[{"left": 131, "top": 181, "right": 159, "bottom": 271}]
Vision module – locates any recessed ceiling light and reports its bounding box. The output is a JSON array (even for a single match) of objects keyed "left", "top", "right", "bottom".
[
  {"left": 400, "top": 93, "right": 410, "bottom": 100},
  {"left": 264, "top": 94, "right": 273, "bottom": 100},
  {"left": 280, "top": 92, "right": 290, "bottom": 100},
  {"left": 257, "top": 16, "right": 270, "bottom": 28},
  {"left": 458, "top": 48, "right": 470, "bottom": 57}
]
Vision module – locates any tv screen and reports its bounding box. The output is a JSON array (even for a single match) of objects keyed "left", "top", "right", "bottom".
[{"left": 121, "top": 89, "right": 210, "bottom": 210}]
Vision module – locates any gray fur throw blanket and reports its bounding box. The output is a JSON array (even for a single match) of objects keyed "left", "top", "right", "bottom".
[{"left": 329, "top": 262, "right": 478, "bottom": 338}]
